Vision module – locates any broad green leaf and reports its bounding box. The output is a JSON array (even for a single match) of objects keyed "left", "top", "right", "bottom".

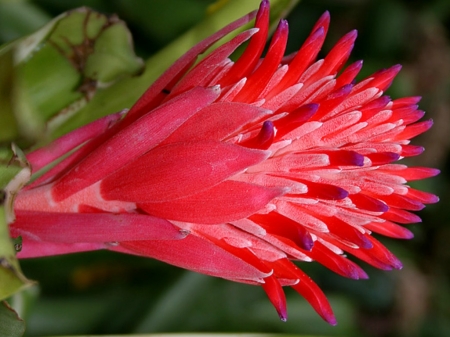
[
  {"left": 0, "top": 7, "right": 144, "bottom": 145},
  {"left": 0, "top": 301, "right": 25, "bottom": 337}
]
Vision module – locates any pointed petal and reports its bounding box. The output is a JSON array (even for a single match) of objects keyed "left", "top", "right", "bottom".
[
  {"left": 289, "top": 261, "right": 337, "bottom": 325},
  {"left": 250, "top": 212, "right": 314, "bottom": 251},
  {"left": 272, "top": 11, "right": 330, "bottom": 93},
  {"left": 116, "top": 235, "right": 270, "bottom": 282},
  {"left": 365, "top": 221, "right": 414, "bottom": 239},
  {"left": 365, "top": 65, "right": 402, "bottom": 92},
  {"left": 11, "top": 210, "right": 185, "bottom": 242},
  {"left": 381, "top": 208, "right": 422, "bottom": 224},
  {"left": 406, "top": 188, "right": 439, "bottom": 204},
  {"left": 169, "top": 28, "right": 258, "bottom": 96},
  {"left": 335, "top": 60, "right": 363, "bottom": 88},
  {"left": 262, "top": 275, "right": 288, "bottom": 321},
  {"left": 309, "top": 242, "right": 369, "bottom": 279},
  {"left": 305, "top": 30, "right": 357, "bottom": 86},
  {"left": 235, "top": 19, "right": 289, "bottom": 102},
  {"left": 220, "top": 0, "right": 269, "bottom": 87},
  {"left": 333, "top": 236, "right": 403, "bottom": 270}
]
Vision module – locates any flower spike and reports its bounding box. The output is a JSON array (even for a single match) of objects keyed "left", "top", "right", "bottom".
[{"left": 12, "top": 1, "right": 438, "bottom": 325}]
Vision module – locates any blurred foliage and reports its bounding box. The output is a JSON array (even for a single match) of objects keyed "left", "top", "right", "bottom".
[
  {"left": 0, "top": 0, "right": 449, "bottom": 336},
  {"left": 0, "top": 301, "right": 25, "bottom": 337},
  {"left": 0, "top": 146, "right": 33, "bottom": 303}
]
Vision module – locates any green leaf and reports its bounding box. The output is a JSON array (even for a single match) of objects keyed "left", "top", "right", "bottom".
[
  {"left": 0, "top": 146, "right": 33, "bottom": 301},
  {"left": 0, "top": 301, "right": 25, "bottom": 337},
  {"left": 0, "top": 7, "right": 144, "bottom": 146}
]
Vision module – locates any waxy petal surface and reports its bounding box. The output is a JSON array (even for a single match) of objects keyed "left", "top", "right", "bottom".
[
  {"left": 101, "top": 141, "right": 269, "bottom": 202},
  {"left": 139, "top": 181, "right": 285, "bottom": 224}
]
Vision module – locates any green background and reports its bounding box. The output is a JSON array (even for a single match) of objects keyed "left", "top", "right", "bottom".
[{"left": 2, "top": 0, "right": 450, "bottom": 336}]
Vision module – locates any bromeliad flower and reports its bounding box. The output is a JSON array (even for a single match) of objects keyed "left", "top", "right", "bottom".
[{"left": 10, "top": 0, "right": 439, "bottom": 324}]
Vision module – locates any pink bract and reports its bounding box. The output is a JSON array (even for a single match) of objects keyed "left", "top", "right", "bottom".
[{"left": 10, "top": 0, "right": 439, "bottom": 324}]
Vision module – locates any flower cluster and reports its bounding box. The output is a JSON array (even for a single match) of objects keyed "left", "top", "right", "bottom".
[{"left": 10, "top": 0, "right": 438, "bottom": 324}]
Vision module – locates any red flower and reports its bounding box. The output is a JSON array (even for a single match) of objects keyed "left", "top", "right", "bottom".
[{"left": 10, "top": 0, "right": 439, "bottom": 324}]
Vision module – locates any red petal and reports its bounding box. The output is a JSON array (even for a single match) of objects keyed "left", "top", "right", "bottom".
[
  {"left": 235, "top": 19, "right": 289, "bottom": 102},
  {"left": 401, "top": 145, "right": 424, "bottom": 157},
  {"left": 162, "top": 102, "right": 270, "bottom": 144},
  {"left": 273, "top": 103, "right": 318, "bottom": 139},
  {"left": 336, "top": 235, "right": 403, "bottom": 270},
  {"left": 27, "top": 112, "right": 122, "bottom": 172},
  {"left": 250, "top": 212, "right": 314, "bottom": 251},
  {"left": 350, "top": 193, "right": 388, "bottom": 212},
  {"left": 240, "top": 121, "right": 275, "bottom": 150},
  {"left": 139, "top": 181, "right": 284, "bottom": 224},
  {"left": 12, "top": 210, "right": 184, "bottom": 242},
  {"left": 378, "top": 193, "right": 425, "bottom": 211},
  {"left": 305, "top": 181, "right": 349, "bottom": 200},
  {"left": 364, "top": 65, "right": 402, "bottom": 92},
  {"left": 325, "top": 217, "right": 373, "bottom": 249},
  {"left": 392, "top": 96, "right": 421, "bottom": 108},
  {"left": 262, "top": 275, "right": 288, "bottom": 321},
  {"left": 272, "top": 24, "right": 327, "bottom": 95},
  {"left": 381, "top": 208, "right": 422, "bottom": 224},
  {"left": 390, "top": 105, "right": 424, "bottom": 124},
  {"left": 383, "top": 166, "right": 440, "bottom": 181},
  {"left": 393, "top": 120, "right": 433, "bottom": 140},
  {"left": 365, "top": 221, "right": 413, "bottom": 239},
  {"left": 309, "top": 242, "right": 368, "bottom": 279},
  {"left": 117, "top": 235, "right": 270, "bottom": 282},
  {"left": 101, "top": 141, "right": 268, "bottom": 203},
  {"left": 197, "top": 233, "right": 273, "bottom": 274},
  {"left": 305, "top": 30, "right": 357, "bottom": 85},
  {"left": 406, "top": 188, "right": 439, "bottom": 204},
  {"left": 335, "top": 60, "right": 363, "bottom": 88},
  {"left": 359, "top": 96, "right": 391, "bottom": 117},
  {"left": 327, "top": 150, "right": 365, "bottom": 167},
  {"left": 290, "top": 262, "right": 336, "bottom": 325},
  {"left": 314, "top": 84, "right": 353, "bottom": 120},
  {"left": 287, "top": 10, "right": 330, "bottom": 78},
  {"left": 367, "top": 152, "right": 400, "bottom": 165},
  {"left": 220, "top": 0, "right": 270, "bottom": 87},
  {"left": 17, "top": 238, "right": 104, "bottom": 258}
]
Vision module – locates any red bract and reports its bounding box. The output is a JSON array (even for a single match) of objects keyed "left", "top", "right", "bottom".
[{"left": 10, "top": 0, "right": 439, "bottom": 324}]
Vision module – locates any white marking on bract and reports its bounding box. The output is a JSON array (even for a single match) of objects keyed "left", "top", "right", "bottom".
[{"left": 317, "top": 237, "right": 344, "bottom": 255}]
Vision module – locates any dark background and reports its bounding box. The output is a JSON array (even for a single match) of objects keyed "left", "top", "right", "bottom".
[{"left": 2, "top": 0, "right": 449, "bottom": 336}]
